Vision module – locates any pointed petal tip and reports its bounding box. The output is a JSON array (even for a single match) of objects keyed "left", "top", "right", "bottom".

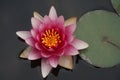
[
  {"left": 16, "top": 31, "right": 31, "bottom": 40},
  {"left": 42, "top": 74, "right": 47, "bottom": 78},
  {"left": 49, "top": 6, "right": 57, "bottom": 20},
  {"left": 80, "top": 41, "right": 89, "bottom": 49},
  {"left": 51, "top": 6, "right": 55, "bottom": 10},
  {"left": 19, "top": 47, "right": 32, "bottom": 58},
  {"left": 33, "top": 11, "right": 38, "bottom": 15},
  {"left": 85, "top": 43, "right": 89, "bottom": 48},
  {"left": 64, "top": 17, "right": 77, "bottom": 27},
  {"left": 41, "top": 59, "right": 52, "bottom": 78},
  {"left": 16, "top": 31, "right": 21, "bottom": 36},
  {"left": 16, "top": 31, "right": 19, "bottom": 37},
  {"left": 33, "top": 11, "right": 43, "bottom": 20},
  {"left": 71, "top": 38, "right": 89, "bottom": 50},
  {"left": 49, "top": 56, "right": 59, "bottom": 68}
]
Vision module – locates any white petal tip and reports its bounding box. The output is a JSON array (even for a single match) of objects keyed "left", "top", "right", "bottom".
[
  {"left": 81, "top": 42, "right": 89, "bottom": 49},
  {"left": 41, "top": 59, "right": 52, "bottom": 78},
  {"left": 16, "top": 31, "right": 22, "bottom": 38},
  {"left": 51, "top": 6, "right": 55, "bottom": 9},
  {"left": 49, "top": 6, "right": 57, "bottom": 20},
  {"left": 16, "top": 31, "right": 31, "bottom": 40},
  {"left": 42, "top": 73, "right": 48, "bottom": 78},
  {"left": 33, "top": 11, "right": 43, "bottom": 20},
  {"left": 16, "top": 31, "right": 20, "bottom": 36},
  {"left": 41, "top": 67, "right": 52, "bottom": 78},
  {"left": 71, "top": 39, "right": 89, "bottom": 50}
]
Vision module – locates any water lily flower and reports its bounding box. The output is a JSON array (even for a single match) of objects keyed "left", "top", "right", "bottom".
[{"left": 16, "top": 6, "right": 88, "bottom": 78}]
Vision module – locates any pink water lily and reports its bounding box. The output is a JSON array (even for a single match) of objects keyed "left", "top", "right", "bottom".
[{"left": 16, "top": 6, "right": 88, "bottom": 78}]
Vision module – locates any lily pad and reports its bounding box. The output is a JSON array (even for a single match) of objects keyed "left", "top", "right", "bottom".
[
  {"left": 76, "top": 10, "right": 120, "bottom": 68},
  {"left": 111, "top": 0, "right": 120, "bottom": 15}
]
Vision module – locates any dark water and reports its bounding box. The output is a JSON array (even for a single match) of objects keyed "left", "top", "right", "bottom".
[{"left": 0, "top": 0, "right": 120, "bottom": 80}]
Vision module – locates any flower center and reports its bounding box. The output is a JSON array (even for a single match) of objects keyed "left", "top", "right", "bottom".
[{"left": 41, "top": 29, "right": 61, "bottom": 48}]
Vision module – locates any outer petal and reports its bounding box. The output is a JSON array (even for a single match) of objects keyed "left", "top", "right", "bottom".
[
  {"left": 49, "top": 6, "right": 57, "bottom": 20},
  {"left": 65, "top": 24, "right": 76, "bottom": 34},
  {"left": 33, "top": 11, "right": 43, "bottom": 21},
  {"left": 35, "top": 42, "right": 41, "bottom": 50},
  {"left": 64, "top": 44, "right": 79, "bottom": 56},
  {"left": 65, "top": 33, "right": 74, "bottom": 43},
  {"left": 64, "top": 17, "right": 77, "bottom": 27},
  {"left": 25, "top": 37, "right": 35, "bottom": 47},
  {"left": 16, "top": 31, "right": 31, "bottom": 40},
  {"left": 43, "top": 15, "right": 52, "bottom": 27},
  {"left": 59, "top": 55, "right": 73, "bottom": 69},
  {"left": 28, "top": 48, "right": 41, "bottom": 60},
  {"left": 57, "top": 16, "right": 64, "bottom": 26},
  {"left": 55, "top": 49, "right": 64, "bottom": 56},
  {"left": 71, "top": 38, "right": 89, "bottom": 50},
  {"left": 48, "top": 56, "right": 60, "bottom": 68},
  {"left": 20, "top": 47, "right": 32, "bottom": 58},
  {"left": 31, "top": 29, "right": 37, "bottom": 39},
  {"left": 31, "top": 17, "right": 41, "bottom": 28},
  {"left": 41, "top": 59, "right": 52, "bottom": 78}
]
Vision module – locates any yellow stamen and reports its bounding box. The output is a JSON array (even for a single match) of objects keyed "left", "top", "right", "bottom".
[{"left": 41, "top": 29, "right": 61, "bottom": 48}]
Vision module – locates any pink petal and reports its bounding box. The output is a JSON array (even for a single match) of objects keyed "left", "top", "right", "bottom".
[
  {"left": 57, "top": 16, "right": 64, "bottom": 25},
  {"left": 49, "top": 6, "right": 57, "bottom": 20},
  {"left": 35, "top": 42, "right": 41, "bottom": 50},
  {"left": 64, "top": 44, "right": 79, "bottom": 56},
  {"left": 41, "top": 51, "right": 51, "bottom": 58},
  {"left": 41, "top": 59, "right": 52, "bottom": 78},
  {"left": 71, "top": 38, "right": 89, "bottom": 50},
  {"left": 36, "top": 34, "right": 41, "bottom": 42},
  {"left": 48, "top": 56, "right": 60, "bottom": 68},
  {"left": 65, "top": 33, "right": 74, "bottom": 43},
  {"left": 39, "top": 24, "right": 44, "bottom": 32},
  {"left": 31, "top": 17, "right": 41, "bottom": 29},
  {"left": 25, "top": 37, "right": 35, "bottom": 47},
  {"left": 43, "top": 15, "right": 52, "bottom": 26},
  {"left": 28, "top": 48, "right": 41, "bottom": 60},
  {"left": 55, "top": 49, "right": 64, "bottom": 56},
  {"left": 65, "top": 24, "right": 76, "bottom": 34},
  {"left": 16, "top": 31, "right": 31, "bottom": 40},
  {"left": 31, "top": 29, "right": 36, "bottom": 37}
]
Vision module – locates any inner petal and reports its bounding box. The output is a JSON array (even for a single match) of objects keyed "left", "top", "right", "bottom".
[{"left": 41, "top": 28, "right": 61, "bottom": 48}]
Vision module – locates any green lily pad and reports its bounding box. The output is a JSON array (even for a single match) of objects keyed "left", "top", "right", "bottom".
[
  {"left": 111, "top": 0, "right": 120, "bottom": 15},
  {"left": 76, "top": 10, "right": 120, "bottom": 68}
]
